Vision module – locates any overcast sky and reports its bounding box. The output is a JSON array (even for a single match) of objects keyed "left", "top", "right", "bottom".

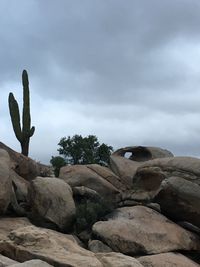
[{"left": 1, "top": 0, "right": 200, "bottom": 164}]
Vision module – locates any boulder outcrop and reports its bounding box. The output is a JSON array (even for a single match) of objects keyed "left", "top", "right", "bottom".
[
  {"left": 92, "top": 206, "right": 200, "bottom": 255},
  {"left": 154, "top": 176, "right": 200, "bottom": 228},
  {"left": 59, "top": 164, "right": 121, "bottom": 203},
  {"left": 0, "top": 144, "right": 199, "bottom": 266},
  {"left": 28, "top": 177, "right": 76, "bottom": 231},
  {"left": 138, "top": 252, "right": 200, "bottom": 267},
  {"left": 0, "top": 149, "right": 12, "bottom": 214}
]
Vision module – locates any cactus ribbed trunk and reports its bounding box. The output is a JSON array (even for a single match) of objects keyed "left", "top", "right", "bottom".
[
  {"left": 21, "top": 139, "right": 30, "bottom": 157},
  {"left": 8, "top": 70, "right": 35, "bottom": 157}
]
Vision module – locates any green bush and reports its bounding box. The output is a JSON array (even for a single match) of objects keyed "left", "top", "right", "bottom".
[{"left": 74, "top": 198, "right": 113, "bottom": 233}]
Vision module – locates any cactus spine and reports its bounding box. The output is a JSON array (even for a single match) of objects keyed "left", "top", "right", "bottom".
[{"left": 8, "top": 70, "right": 35, "bottom": 156}]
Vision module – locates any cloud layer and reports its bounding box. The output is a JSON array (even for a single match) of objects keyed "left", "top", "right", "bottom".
[{"left": 1, "top": 0, "right": 200, "bottom": 163}]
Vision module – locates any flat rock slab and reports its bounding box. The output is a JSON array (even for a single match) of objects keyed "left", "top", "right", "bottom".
[
  {"left": 138, "top": 252, "right": 200, "bottom": 267},
  {"left": 0, "top": 253, "right": 18, "bottom": 266},
  {"left": 10, "top": 259, "right": 53, "bottom": 266},
  {"left": 0, "top": 225, "right": 102, "bottom": 267},
  {"left": 92, "top": 206, "right": 200, "bottom": 255},
  {"left": 96, "top": 252, "right": 143, "bottom": 267}
]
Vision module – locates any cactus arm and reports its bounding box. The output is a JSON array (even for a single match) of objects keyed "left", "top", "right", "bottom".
[
  {"left": 29, "top": 126, "right": 35, "bottom": 137},
  {"left": 22, "top": 70, "right": 31, "bottom": 137},
  {"left": 8, "top": 93, "right": 23, "bottom": 142}
]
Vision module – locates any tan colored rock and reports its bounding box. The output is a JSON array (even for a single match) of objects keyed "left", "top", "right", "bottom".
[
  {"left": 59, "top": 165, "right": 120, "bottom": 203},
  {"left": 154, "top": 176, "right": 200, "bottom": 228},
  {"left": 28, "top": 177, "right": 76, "bottom": 231},
  {"left": 138, "top": 252, "right": 200, "bottom": 267},
  {"left": 0, "top": 254, "right": 18, "bottom": 266},
  {"left": 110, "top": 155, "right": 142, "bottom": 189},
  {"left": 112, "top": 146, "right": 173, "bottom": 160},
  {"left": 11, "top": 170, "right": 29, "bottom": 203},
  {"left": 87, "top": 164, "right": 126, "bottom": 191},
  {"left": 0, "top": 217, "right": 32, "bottom": 241},
  {"left": 92, "top": 206, "right": 200, "bottom": 255},
  {"left": 88, "top": 240, "right": 113, "bottom": 253},
  {"left": 96, "top": 252, "right": 144, "bottom": 267},
  {"left": 0, "top": 149, "right": 12, "bottom": 214},
  {"left": 0, "top": 225, "right": 102, "bottom": 267},
  {"left": 110, "top": 146, "right": 173, "bottom": 189},
  {"left": 0, "top": 142, "right": 52, "bottom": 181},
  {"left": 136, "top": 156, "right": 200, "bottom": 186},
  {"left": 10, "top": 259, "right": 53, "bottom": 266}
]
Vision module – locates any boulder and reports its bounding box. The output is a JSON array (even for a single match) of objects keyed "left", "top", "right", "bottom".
[
  {"left": 154, "top": 176, "right": 200, "bottom": 228},
  {"left": 0, "top": 254, "right": 18, "bottom": 266},
  {"left": 28, "top": 177, "right": 76, "bottom": 231},
  {"left": 0, "top": 225, "right": 102, "bottom": 267},
  {"left": 110, "top": 146, "right": 173, "bottom": 189},
  {"left": 95, "top": 252, "right": 143, "bottom": 267},
  {"left": 138, "top": 252, "right": 200, "bottom": 267},
  {"left": 92, "top": 206, "right": 200, "bottom": 255},
  {"left": 0, "top": 142, "right": 52, "bottom": 181},
  {"left": 112, "top": 146, "right": 173, "bottom": 160},
  {"left": 110, "top": 155, "right": 142, "bottom": 189},
  {"left": 0, "top": 149, "right": 12, "bottom": 214},
  {"left": 135, "top": 156, "right": 200, "bottom": 188},
  {"left": 88, "top": 240, "right": 113, "bottom": 253},
  {"left": 9, "top": 259, "right": 53, "bottom": 266},
  {"left": 11, "top": 170, "right": 29, "bottom": 203},
  {"left": 59, "top": 165, "right": 120, "bottom": 203}
]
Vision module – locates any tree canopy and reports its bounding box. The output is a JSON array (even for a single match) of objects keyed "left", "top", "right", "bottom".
[{"left": 50, "top": 134, "right": 113, "bottom": 176}]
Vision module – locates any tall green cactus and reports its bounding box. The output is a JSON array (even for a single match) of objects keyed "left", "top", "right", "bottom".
[{"left": 8, "top": 70, "right": 35, "bottom": 156}]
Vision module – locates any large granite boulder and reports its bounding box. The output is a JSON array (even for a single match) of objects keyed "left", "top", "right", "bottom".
[
  {"left": 59, "top": 164, "right": 121, "bottom": 203},
  {"left": 0, "top": 224, "right": 102, "bottom": 267},
  {"left": 0, "top": 254, "right": 18, "bottom": 266},
  {"left": 92, "top": 206, "right": 200, "bottom": 255},
  {"left": 110, "top": 146, "right": 173, "bottom": 189},
  {"left": 0, "top": 142, "right": 52, "bottom": 181},
  {"left": 9, "top": 260, "right": 53, "bottom": 266},
  {"left": 138, "top": 252, "right": 200, "bottom": 267},
  {"left": 95, "top": 252, "right": 143, "bottom": 267},
  {"left": 0, "top": 220, "right": 144, "bottom": 267},
  {"left": 0, "top": 149, "right": 12, "bottom": 214},
  {"left": 28, "top": 177, "right": 76, "bottom": 231},
  {"left": 135, "top": 156, "right": 200, "bottom": 188},
  {"left": 154, "top": 176, "right": 200, "bottom": 228}
]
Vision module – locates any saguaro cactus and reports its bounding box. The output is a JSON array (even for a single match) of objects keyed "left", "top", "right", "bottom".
[{"left": 8, "top": 70, "right": 35, "bottom": 156}]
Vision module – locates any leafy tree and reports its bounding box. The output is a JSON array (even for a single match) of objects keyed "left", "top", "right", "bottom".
[
  {"left": 50, "top": 156, "right": 66, "bottom": 177},
  {"left": 57, "top": 134, "right": 113, "bottom": 166}
]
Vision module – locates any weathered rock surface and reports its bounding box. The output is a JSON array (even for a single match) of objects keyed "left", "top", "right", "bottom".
[
  {"left": 95, "top": 252, "right": 144, "bottom": 267},
  {"left": 138, "top": 252, "right": 200, "bottom": 267},
  {"left": 11, "top": 170, "right": 29, "bottom": 204},
  {"left": 110, "top": 146, "right": 173, "bottom": 189},
  {"left": 0, "top": 217, "right": 32, "bottom": 241},
  {"left": 10, "top": 259, "right": 53, "bottom": 267},
  {"left": 154, "top": 176, "right": 200, "bottom": 228},
  {"left": 88, "top": 240, "right": 113, "bottom": 253},
  {"left": 0, "top": 142, "right": 52, "bottom": 181},
  {"left": 0, "top": 254, "right": 18, "bottom": 266},
  {"left": 0, "top": 149, "right": 12, "bottom": 214},
  {"left": 112, "top": 146, "right": 173, "bottom": 160},
  {"left": 59, "top": 165, "right": 120, "bottom": 203},
  {"left": 28, "top": 177, "right": 76, "bottom": 231},
  {"left": 135, "top": 156, "right": 200, "bottom": 187},
  {"left": 92, "top": 206, "right": 200, "bottom": 255},
  {"left": 110, "top": 155, "right": 142, "bottom": 188},
  {"left": 0, "top": 224, "right": 102, "bottom": 267}
]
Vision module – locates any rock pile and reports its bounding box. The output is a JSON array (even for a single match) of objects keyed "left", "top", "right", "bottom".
[{"left": 0, "top": 143, "right": 199, "bottom": 266}]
